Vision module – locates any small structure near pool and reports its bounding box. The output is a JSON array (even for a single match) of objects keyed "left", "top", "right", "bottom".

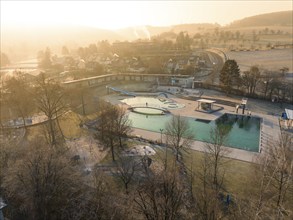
[
  {"left": 281, "top": 108, "right": 293, "bottom": 130},
  {"left": 196, "top": 99, "right": 223, "bottom": 113}
]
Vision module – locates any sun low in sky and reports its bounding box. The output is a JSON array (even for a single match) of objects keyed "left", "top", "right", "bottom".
[{"left": 1, "top": 1, "right": 292, "bottom": 29}]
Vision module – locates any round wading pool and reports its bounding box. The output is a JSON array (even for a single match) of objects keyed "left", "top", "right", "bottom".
[{"left": 130, "top": 107, "right": 167, "bottom": 115}]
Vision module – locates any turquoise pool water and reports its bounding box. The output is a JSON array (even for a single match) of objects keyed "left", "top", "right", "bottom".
[{"left": 128, "top": 113, "right": 260, "bottom": 152}]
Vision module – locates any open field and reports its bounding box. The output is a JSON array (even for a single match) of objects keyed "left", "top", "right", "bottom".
[{"left": 226, "top": 48, "right": 293, "bottom": 72}]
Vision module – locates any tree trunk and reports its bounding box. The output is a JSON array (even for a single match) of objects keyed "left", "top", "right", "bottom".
[
  {"left": 81, "top": 93, "right": 85, "bottom": 115},
  {"left": 49, "top": 118, "right": 56, "bottom": 146},
  {"left": 119, "top": 136, "right": 123, "bottom": 148},
  {"left": 276, "top": 173, "right": 284, "bottom": 207},
  {"left": 176, "top": 149, "right": 179, "bottom": 161},
  {"left": 111, "top": 139, "right": 115, "bottom": 161},
  {"left": 125, "top": 182, "right": 129, "bottom": 194}
]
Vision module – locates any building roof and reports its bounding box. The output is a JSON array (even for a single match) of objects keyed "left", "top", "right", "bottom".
[
  {"left": 197, "top": 99, "right": 216, "bottom": 104},
  {"left": 285, "top": 108, "right": 293, "bottom": 120}
]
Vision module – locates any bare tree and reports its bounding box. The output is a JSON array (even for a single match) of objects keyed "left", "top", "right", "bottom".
[
  {"left": 4, "top": 73, "right": 35, "bottom": 128},
  {"left": 65, "top": 86, "right": 91, "bottom": 115},
  {"left": 134, "top": 168, "right": 185, "bottom": 220},
  {"left": 165, "top": 115, "right": 193, "bottom": 161},
  {"left": 194, "top": 126, "right": 230, "bottom": 219},
  {"left": 0, "top": 128, "right": 25, "bottom": 186},
  {"left": 95, "top": 101, "right": 131, "bottom": 161},
  {"left": 62, "top": 170, "right": 126, "bottom": 220},
  {"left": 205, "top": 127, "right": 230, "bottom": 188},
  {"left": 261, "top": 70, "right": 278, "bottom": 99},
  {"left": 114, "top": 155, "right": 138, "bottom": 194},
  {"left": 2, "top": 137, "right": 83, "bottom": 220},
  {"left": 195, "top": 155, "right": 225, "bottom": 219},
  {"left": 241, "top": 65, "right": 261, "bottom": 96},
  {"left": 266, "top": 133, "right": 293, "bottom": 217},
  {"left": 34, "top": 73, "right": 67, "bottom": 146},
  {"left": 95, "top": 101, "right": 118, "bottom": 161},
  {"left": 114, "top": 106, "right": 132, "bottom": 148},
  {"left": 237, "top": 155, "right": 276, "bottom": 220},
  {"left": 240, "top": 133, "right": 293, "bottom": 219}
]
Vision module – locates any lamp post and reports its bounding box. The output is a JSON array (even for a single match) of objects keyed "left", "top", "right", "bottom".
[
  {"left": 159, "top": 128, "right": 168, "bottom": 171},
  {"left": 264, "top": 81, "right": 268, "bottom": 99},
  {"left": 159, "top": 128, "right": 164, "bottom": 144}
]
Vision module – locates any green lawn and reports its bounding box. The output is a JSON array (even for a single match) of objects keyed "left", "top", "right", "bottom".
[{"left": 181, "top": 148, "right": 253, "bottom": 198}]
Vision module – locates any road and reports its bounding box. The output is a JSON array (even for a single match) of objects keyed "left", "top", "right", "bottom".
[{"left": 195, "top": 49, "right": 225, "bottom": 84}]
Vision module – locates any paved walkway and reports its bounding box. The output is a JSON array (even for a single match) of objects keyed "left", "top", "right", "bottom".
[{"left": 257, "top": 113, "right": 281, "bottom": 153}]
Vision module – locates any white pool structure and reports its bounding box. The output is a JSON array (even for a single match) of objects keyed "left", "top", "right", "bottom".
[{"left": 121, "top": 96, "right": 185, "bottom": 110}]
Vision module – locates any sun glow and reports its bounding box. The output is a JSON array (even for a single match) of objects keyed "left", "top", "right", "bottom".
[
  {"left": 1, "top": 1, "right": 157, "bottom": 29},
  {"left": 1, "top": 1, "right": 292, "bottom": 30}
]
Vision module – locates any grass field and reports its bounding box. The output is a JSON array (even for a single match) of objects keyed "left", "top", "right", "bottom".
[
  {"left": 226, "top": 48, "right": 293, "bottom": 72},
  {"left": 181, "top": 149, "right": 252, "bottom": 197}
]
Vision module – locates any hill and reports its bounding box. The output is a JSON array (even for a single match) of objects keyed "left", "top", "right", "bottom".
[
  {"left": 1, "top": 23, "right": 220, "bottom": 61},
  {"left": 229, "top": 11, "right": 292, "bottom": 28},
  {"left": 1, "top": 10, "right": 292, "bottom": 61},
  {"left": 115, "top": 23, "right": 220, "bottom": 41}
]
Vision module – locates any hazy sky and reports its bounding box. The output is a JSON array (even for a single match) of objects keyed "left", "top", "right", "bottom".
[{"left": 1, "top": 1, "right": 292, "bottom": 29}]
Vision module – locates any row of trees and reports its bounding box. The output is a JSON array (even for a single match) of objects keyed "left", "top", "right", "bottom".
[
  {"left": 220, "top": 60, "right": 292, "bottom": 102},
  {"left": 154, "top": 27, "right": 289, "bottom": 50}
]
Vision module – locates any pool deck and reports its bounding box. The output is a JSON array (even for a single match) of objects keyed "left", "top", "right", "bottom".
[{"left": 105, "top": 94, "right": 281, "bottom": 163}]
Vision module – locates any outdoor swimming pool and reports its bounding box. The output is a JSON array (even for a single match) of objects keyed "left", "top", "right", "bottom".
[{"left": 128, "top": 113, "right": 260, "bottom": 152}]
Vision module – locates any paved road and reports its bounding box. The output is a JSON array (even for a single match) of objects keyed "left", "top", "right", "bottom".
[{"left": 199, "top": 49, "right": 225, "bottom": 84}]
